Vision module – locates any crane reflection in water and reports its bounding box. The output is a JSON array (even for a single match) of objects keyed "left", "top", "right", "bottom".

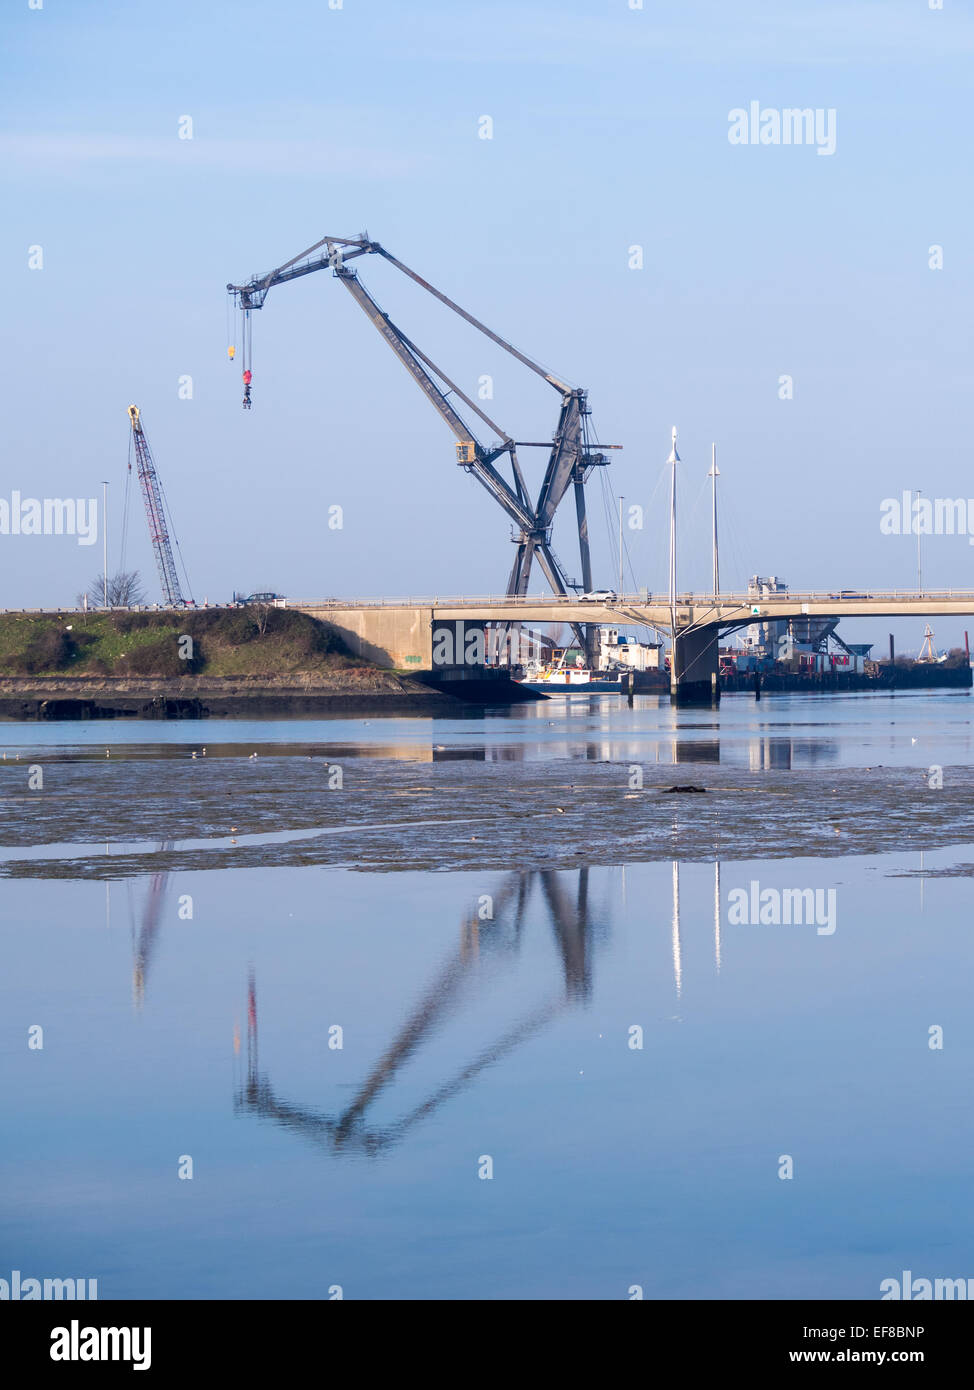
[
  {"left": 233, "top": 869, "right": 600, "bottom": 1156},
  {"left": 232, "top": 857, "right": 726, "bottom": 1155},
  {"left": 129, "top": 842, "right": 174, "bottom": 1008}
]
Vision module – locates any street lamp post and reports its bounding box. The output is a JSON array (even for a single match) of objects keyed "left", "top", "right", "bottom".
[{"left": 101, "top": 481, "right": 109, "bottom": 607}]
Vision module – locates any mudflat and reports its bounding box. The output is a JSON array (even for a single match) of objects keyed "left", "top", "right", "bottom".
[{"left": 1, "top": 750, "right": 967, "bottom": 879}]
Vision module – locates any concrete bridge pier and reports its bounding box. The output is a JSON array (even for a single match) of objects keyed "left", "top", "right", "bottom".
[{"left": 671, "top": 623, "right": 720, "bottom": 707}]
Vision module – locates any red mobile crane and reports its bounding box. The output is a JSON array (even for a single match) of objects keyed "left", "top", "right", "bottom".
[{"left": 126, "top": 405, "right": 193, "bottom": 608}]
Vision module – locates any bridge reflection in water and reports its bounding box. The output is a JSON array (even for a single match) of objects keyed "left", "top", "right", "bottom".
[{"left": 233, "top": 860, "right": 724, "bottom": 1156}]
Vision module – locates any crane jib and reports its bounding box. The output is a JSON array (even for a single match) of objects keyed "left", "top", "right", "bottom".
[
  {"left": 127, "top": 406, "right": 192, "bottom": 608},
  {"left": 226, "top": 235, "right": 616, "bottom": 633}
]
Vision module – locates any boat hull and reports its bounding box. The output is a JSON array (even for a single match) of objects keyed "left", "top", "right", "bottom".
[{"left": 516, "top": 677, "right": 626, "bottom": 694}]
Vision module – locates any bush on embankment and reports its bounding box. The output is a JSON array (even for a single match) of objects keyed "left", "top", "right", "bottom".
[{"left": 0, "top": 607, "right": 355, "bottom": 679}]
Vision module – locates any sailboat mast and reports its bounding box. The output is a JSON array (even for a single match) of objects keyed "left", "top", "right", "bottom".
[
  {"left": 709, "top": 443, "right": 720, "bottom": 601},
  {"left": 667, "top": 428, "right": 679, "bottom": 639}
]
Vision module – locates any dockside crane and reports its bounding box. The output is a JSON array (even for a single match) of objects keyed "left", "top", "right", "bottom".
[
  {"left": 227, "top": 235, "right": 618, "bottom": 651},
  {"left": 126, "top": 406, "right": 193, "bottom": 608}
]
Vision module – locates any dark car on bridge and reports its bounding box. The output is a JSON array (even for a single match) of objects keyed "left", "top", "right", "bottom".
[{"left": 233, "top": 592, "right": 286, "bottom": 607}]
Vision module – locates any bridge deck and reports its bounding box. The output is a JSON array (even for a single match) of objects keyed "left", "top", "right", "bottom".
[{"left": 294, "top": 591, "right": 974, "bottom": 625}]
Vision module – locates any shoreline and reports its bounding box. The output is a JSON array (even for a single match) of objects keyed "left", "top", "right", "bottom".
[
  {"left": 0, "top": 674, "right": 466, "bottom": 720},
  {"left": 0, "top": 662, "right": 968, "bottom": 721}
]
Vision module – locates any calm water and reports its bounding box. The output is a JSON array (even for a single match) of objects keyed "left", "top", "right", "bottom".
[
  {"left": 2, "top": 687, "right": 974, "bottom": 767},
  {"left": 2, "top": 691, "right": 973, "bottom": 1299}
]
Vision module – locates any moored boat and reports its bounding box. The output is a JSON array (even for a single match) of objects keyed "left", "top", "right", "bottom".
[{"left": 514, "top": 648, "right": 628, "bottom": 694}]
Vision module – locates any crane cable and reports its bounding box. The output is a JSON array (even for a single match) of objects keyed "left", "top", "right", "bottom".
[
  {"left": 226, "top": 291, "right": 250, "bottom": 405},
  {"left": 240, "top": 307, "right": 253, "bottom": 407}
]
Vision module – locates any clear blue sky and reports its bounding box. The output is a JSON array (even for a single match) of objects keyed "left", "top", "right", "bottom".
[{"left": 1, "top": 0, "right": 971, "bottom": 648}]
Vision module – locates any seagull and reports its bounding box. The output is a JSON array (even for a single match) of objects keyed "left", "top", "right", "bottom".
[{"left": 911, "top": 737, "right": 918, "bottom": 744}]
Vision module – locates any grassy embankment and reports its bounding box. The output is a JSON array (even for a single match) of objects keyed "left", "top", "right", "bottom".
[{"left": 0, "top": 608, "right": 361, "bottom": 680}]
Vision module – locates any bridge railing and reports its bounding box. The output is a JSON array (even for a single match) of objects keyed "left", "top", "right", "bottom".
[
  {"left": 6, "top": 589, "right": 974, "bottom": 618},
  {"left": 291, "top": 589, "right": 974, "bottom": 608}
]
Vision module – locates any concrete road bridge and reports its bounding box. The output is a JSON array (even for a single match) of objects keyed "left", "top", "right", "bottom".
[{"left": 292, "top": 589, "right": 974, "bottom": 703}]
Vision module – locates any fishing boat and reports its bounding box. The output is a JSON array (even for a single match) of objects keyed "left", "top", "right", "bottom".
[{"left": 515, "top": 648, "right": 629, "bottom": 694}]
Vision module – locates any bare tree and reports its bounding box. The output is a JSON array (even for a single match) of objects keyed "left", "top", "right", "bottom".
[{"left": 79, "top": 570, "right": 148, "bottom": 609}]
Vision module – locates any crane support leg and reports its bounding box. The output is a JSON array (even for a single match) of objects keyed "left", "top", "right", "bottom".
[{"left": 573, "top": 476, "right": 593, "bottom": 594}]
